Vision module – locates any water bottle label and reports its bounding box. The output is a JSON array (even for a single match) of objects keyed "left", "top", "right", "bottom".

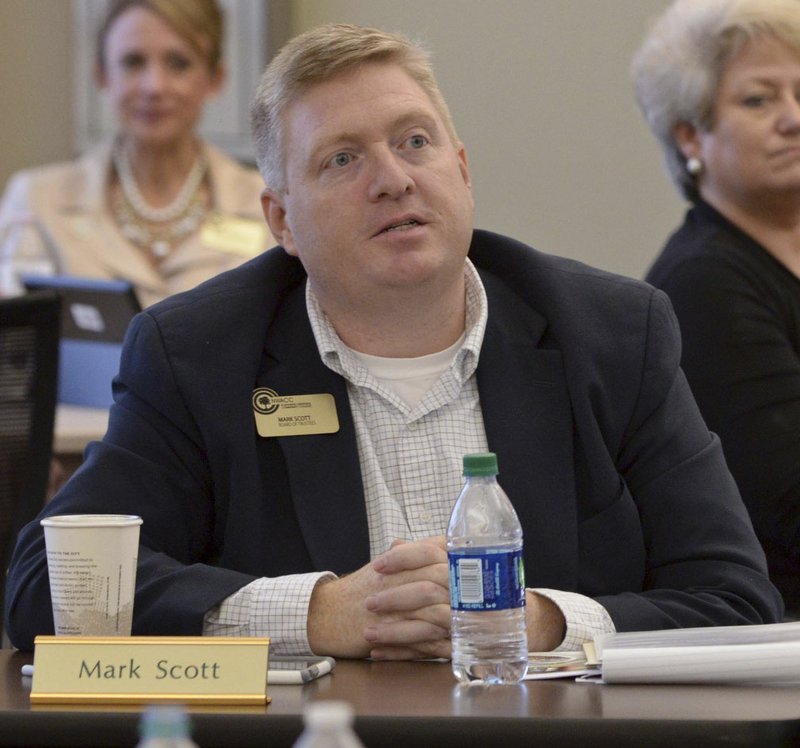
[{"left": 448, "top": 549, "right": 526, "bottom": 611}]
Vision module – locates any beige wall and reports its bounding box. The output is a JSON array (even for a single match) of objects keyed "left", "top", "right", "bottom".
[
  {"left": 0, "top": 0, "right": 74, "bottom": 185},
  {"left": 0, "top": 0, "right": 683, "bottom": 279}
]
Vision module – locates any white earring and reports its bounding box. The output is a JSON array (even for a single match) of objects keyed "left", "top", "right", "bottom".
[{"left": 686, "top": 157, "right": 703, "bottom": 176}]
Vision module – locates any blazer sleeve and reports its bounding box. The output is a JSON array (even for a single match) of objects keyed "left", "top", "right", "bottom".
[{"left": 4, "top": 311, "right": 259, "bottom": 651}]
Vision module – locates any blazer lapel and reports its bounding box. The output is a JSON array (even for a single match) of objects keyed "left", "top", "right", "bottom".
[
  {"left": 256, "top": 286, "right": 370, "bottom": 574},
  {"left": 477, "top": 274, "right": 579, "bottom": 590}
]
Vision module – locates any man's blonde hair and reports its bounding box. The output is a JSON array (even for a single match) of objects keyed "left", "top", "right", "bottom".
[{"left": 250, "top": 23, "right": 459, "bottom": 191}]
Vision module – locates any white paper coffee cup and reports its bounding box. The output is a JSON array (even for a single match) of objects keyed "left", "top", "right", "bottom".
[{"left": 40, "top": 514, "right": 142, "bottom": 637}]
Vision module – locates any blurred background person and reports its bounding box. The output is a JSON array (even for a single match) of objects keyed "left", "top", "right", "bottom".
[
  {"left": 0, "top": 0, "right": 271, "bottom": 307},
  {"left": 633, "top": 0, "right": 800, "bottom": 613}
]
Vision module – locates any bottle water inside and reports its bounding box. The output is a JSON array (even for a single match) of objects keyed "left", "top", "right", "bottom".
[{"left": 447, "top": 452, "right": 528, "bottom": 684}]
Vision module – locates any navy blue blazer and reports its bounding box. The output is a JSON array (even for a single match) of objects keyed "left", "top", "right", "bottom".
[{"left": 5, "top": 230, "right": 782, "bottom": 649}]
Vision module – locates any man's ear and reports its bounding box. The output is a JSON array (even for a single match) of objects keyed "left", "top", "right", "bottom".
[
  {"left": 456, "top": 143, "right": 472, "bottom": 191},
  {"left": 261, "top": 188, "right": 297, "bottom": 255}
]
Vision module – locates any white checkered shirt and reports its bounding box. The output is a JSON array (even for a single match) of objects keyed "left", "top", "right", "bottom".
[{"left": 203, "top": 260, "right": 614, "bottom": 652}]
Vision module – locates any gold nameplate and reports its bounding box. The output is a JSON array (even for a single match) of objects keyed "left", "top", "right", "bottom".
[
  {"left": 201, "top": 213, "right": 267, "bottom": 256},
  {"left": 252, "top": 389, "right": 340, "bottom": 437},
  {"left": 30, "top": 636, "right": 270, "bottom": 705}
]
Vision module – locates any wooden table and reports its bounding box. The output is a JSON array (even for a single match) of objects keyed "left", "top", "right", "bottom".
[{"left": 2, "top": 650, "right": 800, "bottom": 747}]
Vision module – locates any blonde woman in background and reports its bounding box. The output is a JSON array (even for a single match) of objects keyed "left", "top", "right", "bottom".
[
  {"left": 0, "top": 0, "right": 271, "bottom": 307},
  {"left": 634, "top": 0, "right": 800, "bottom": 613}
]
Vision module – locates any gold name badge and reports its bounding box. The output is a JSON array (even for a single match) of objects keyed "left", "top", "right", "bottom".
[
  {"left": 201, "top": 213, "right": 267, "bottom": 256},
  {"left": 253, "top": 389, "right": 340, "bottom": 437},
  {"left": 30, "top": 636, "right": 270, "bottom": 705}
]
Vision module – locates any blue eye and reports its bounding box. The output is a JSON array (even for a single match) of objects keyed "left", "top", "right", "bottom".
[
  {"left": 329, "top": 152, "right": 352, "bottom": 168},
  {"left": 407, "top": 134, "right": 428, "bottom": 149}
]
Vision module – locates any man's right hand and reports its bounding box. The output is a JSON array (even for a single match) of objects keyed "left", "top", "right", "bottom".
[{"left": 307, "top": 537, "right": 451, "bottom": 660}]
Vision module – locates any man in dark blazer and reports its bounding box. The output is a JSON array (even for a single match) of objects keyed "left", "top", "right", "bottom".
[{"left": 5, "top": 24, "right": 782, "bottom": 654}]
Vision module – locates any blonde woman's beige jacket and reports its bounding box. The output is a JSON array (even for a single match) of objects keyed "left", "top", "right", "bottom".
[{"left": 0, "top": 141, "right": 272, "bottom": 307}]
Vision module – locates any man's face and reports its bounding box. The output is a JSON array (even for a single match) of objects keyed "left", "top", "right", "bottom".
[{"left": 263, "top": 62, "right": 474, "bottom": 310}]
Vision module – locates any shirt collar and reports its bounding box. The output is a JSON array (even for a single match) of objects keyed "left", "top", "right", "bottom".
[{"left": 306, "top": 259, "right": 488, "bottom": 384}]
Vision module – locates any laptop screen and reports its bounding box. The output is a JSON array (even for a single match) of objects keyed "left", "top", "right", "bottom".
[
  {"left": 21, "top": 275, "right": 142, "bottom": 408},
  {"left": 22, "top": 275, "right": 141, "bottom": 344}
]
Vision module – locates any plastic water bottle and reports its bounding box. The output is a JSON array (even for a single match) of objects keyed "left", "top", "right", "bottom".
[
  {"left": 447, "top": 452, "right": 528, "bottom": 684},
  {"left": 292, "top": 701, "right": 365, "bottom": 748},
  {"left": 135, "top": 705, "right": 199, "bottom": 748}
]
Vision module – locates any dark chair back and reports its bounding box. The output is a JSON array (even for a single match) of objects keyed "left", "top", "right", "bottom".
[{"left": 0, "top": 291, "right": 60, "bottom": 639}]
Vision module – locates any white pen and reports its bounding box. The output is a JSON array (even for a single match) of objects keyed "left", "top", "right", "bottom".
[{"left": 268, "top": 657, "right": 334, "bottom": 685}]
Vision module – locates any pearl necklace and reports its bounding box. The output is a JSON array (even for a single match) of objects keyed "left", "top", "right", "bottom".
[
  {"left": 112, "top": 140, "right": 208, "bottom": 223},
  {"left": 113, "top": 188, "right": 208, "bottom": 259}
]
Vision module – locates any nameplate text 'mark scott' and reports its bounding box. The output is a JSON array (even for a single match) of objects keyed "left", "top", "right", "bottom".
[{"left": 30, "top": 636, "right": 270, "bottom": 705}]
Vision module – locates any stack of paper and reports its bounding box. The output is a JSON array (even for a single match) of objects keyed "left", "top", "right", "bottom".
[{"left": 590, "top": 621, "right": 800, "bottom": 684}]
